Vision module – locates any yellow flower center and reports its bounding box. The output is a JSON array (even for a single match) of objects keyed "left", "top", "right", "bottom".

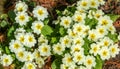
[
  {"left": 18, "top": 7, "right": 23, "bottom": 12},
  {"left": 102, "top": 20, "right": 108, "bottom": 26},
  {"left": 76, "top": 16, "right": 82, "bottom": 22},
  {"left": 64, "top": 20, "right": 69, "bottom": 25},
  {"left": 42, "top": 47, "right": 48, "bottom": 52},
  {"left": 99, "top": 29, "right": 104, "bottom": 34},
  {"left": 111, "top": 48, "right": 115, "bottom": 53},
  {"left": 35, "top": 52, "right": 40, "bottom": 58},
  {"left": 91, "top": 1, "right": 96, "bottom": 6},
  {"left": 82, "top": 2, "right": 87, "bottom": 6},
  {"left": 87, "top": 60, "right": 92, "bottom": 65},
  {"left": 64, "top": 39, "right": 69, "bottom": 44},
  {"left": 90, "top": 34, "right": 95, "bottom": 39},
  {"left": 56, "top": 46, "right": 61, "bottom": 51},
  {"left": 19, "top": 15, "right": 25, "bottom": 21},
  {"left": 18, "top": 52, "right": 24, "bottom": 58},
  {"left": 74, "top": 48, "right": 80, "bottom": 52},
  {"left": 93, "top": 47, "right": 97, "bottom": 52},
  {"left": 102, "top": 51, "right": 107, "bottom": 56},
  {"left": 67, "top": 57, "right": 72, "bottom": 63},
  {"left": 77, "top": 55, "right": 82, "bottom": 60},
  {"left": 14, "top": 43, "right": 20, "bottom": 49},
  {"left": 4, "top": 58, "right": 9, "bottom": 63},
  {"left": 38, "top": 10, "right": 43, "bottom": 15},
  {"left": 27, "top": 64, "right": 33, "bottom": 69},
  {"left": 104, "top": 41, "right": 109, "bottom": 46},
  {"left": 36, "top": 24, "right": 42, "bottom": 30},
  {"left": 95, "top": 14, "right": 100, "bottom": 18},
  {"left": 28, "top": 36, "right": 33, "bottom": 42},
  {"left": 75, "top": 40, "right": 81, "bottom": 45},
  {"left": 77, "top": 27, "right": 82, "bottom": 32},
  {"left": 20, "top": 36, "right": 24, "bottom": 42}
]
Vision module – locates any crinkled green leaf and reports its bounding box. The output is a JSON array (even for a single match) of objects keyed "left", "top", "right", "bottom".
[
  {"left": 59, "top": 27, "right": 66, "bottom": 36},
  {"left": 0, "top": 20, "right": 8, "bottom": 27},
  {"left": 107, "top": 33, "right": 118, "bottom": 42},
  {"left": 56, "top": 10, "right": 63, "bottom": 16},
  {"left": 5, "top": 46, "right": 10, "bottom": 54},
  {"left": 7, "top": 26, "right": 15, "bottom": 37},
  {"left": 94, "top": 55, "right": 104, "bottom": 69},
  {"left": 44, "top": 18, "right": 49, "bottom": 25},
  {"left": 41, "top": 25, "right": 53, "bottom": 36},
  {"left": 83, "top": 38, "right": 93, "bottom": 55},
  {"left": 0, "top": 14, "right": 8, "bottom": 19},
  {"left": 107, "top": 14, "right": 120, "bottom": 22},
  {"left": 51, "top": 58, "right": 62, "bottom": 69},
  {"left": 51, "top": 37, "right": 57, "bottom": 44},
  {"left": 8, "top": 10, "right": 16, "bottom": 22},
  {"left": 85, "top": 17, "right": 98, "bottom": 29}
]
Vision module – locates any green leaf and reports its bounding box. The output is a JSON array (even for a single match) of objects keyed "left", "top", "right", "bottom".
[
  {"left": 0, "top": 14, "right": 8, "bottom": 19},
  {"left": 85, "top": 17, "right": 98, "bottom": 29},
  {"left": 0, "top": 20, "right": 8, "bottom": 27},
  {"left": 41, "top": 25, "right": 53, "bottom": 36},
  {"left": 51, "top": 37, "right": 57, "bottom": 44},
  {"left": 94, "top": 55, "right": 104, "bottom": 69},
  {"left": 51, "top": 58, "right": 62, "bottom": 69},
  {"left": 8, "top": 10, "right": 16, "bottom": 22},
  {"left": 107, "top": 14, "right": 120, "bottom": 22},
  {"left": 29, "top": 2, "right": 36, "bottom": 7},
  {"left": 59, "top": 27, "right": 66, "bottom": 36},
  {"left": 83, "top": 38, "right": 93, "bottom": 55},
  {"left": 5, "top": 46, "right": 10, "bottom": 54},
  {"left": 107, "top": 33, "right": 118, "bottom": 42},
  {"left": 44, "top": 18, "right": 49, "bottom": 25},
  {"left": 56, "top": 10, "right": 62, "bottom": 16},
  {"left": 7, "top": 26, "right": 15, "bottom": 37}
]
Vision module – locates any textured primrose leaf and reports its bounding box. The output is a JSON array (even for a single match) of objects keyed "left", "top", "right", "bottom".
[
  {"left": 7, "top": 26, "right": 15, "bottom": 37},
  {"left": 56, "top": 10, "right": 62, "bottom": 16},
  {"left": 8, "top": 10, "right": 16, "bottom": 22},
  {"left": 107, "top": 33, "right": 118, "bottom": 42},
  {"left": 0, "top": 20, "right": 8, "bottom": 27},
  {"left": 107, "top": 14, "right": 120, "bottom": 22},
  {"left": 44, "top": 18, "right": 49, "bottom": 25},
  {"left": 5, "top": 46, "right": 10, "bottom": 54},
  {"left": 94, "top": 55, "right": 103, "bottom": 69},
  {"left": 41, "top": 25, "right": 53, "bottom": 36},
  {"left": 83, "top": 38, "right": 92, "bottom": 55},
  {"left": 51, "top": 58, "right": 62, "bottom": 69},
  {"left": 85, "top": 17, "right": 98, "bottom": 29},
  {"left": 59, "top": 27, "right": 66, "bottom": 36}
]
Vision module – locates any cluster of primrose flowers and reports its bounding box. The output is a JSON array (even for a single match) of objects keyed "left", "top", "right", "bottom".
[
  {"left": 0, "top": 0, "right": 120, "bottom": 69},
  {"left": 54, "top": 0, "right": 120, "bottom": 69}
]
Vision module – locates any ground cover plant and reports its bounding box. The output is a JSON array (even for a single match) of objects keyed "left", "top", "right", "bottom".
[{"left": 0, "top": 0, "right": 120, "bottom": 69}]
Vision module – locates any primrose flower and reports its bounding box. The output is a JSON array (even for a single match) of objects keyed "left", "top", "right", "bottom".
[
  {"left": 60, "top": 16, "right": 72, "bottom": 28},
  {"left": 90, "top": 43, "right": 100, "bottom": 56},
  {"left": 0, "top": 54, "right": 13, "bottom": 66},
  {"left": 109, "top": 44, "right": 120, "bottom": 57},
  {"left": 38, "top": 44, "right": 51, "bottom": 56},
  {"left": 53, "top": 43, "right": 65, "bottom": 55},
  {"left": 15, "top": 12, "right": 29, "bottom": 26},
  {"left": 22, "top": 62, "right": 36, "bottom": 69},
  {"left": 9, "top": 40, "right": 23, "bottom": 53},
  {"left": 31, "top": 21, "right": 44, "bottom": 35},
  {"left": 15, "top": 1, "right": 28, "bottom": 13},
  {"left": 84, "top": 55, "right": 96, "bottom": 69},
  {"left": 33, "top": 6, "right": 48, "bottom": 20},
  {"left": 24, "top": 33, "right": 36, "bottom": 47},
  {"left": 99, "top": 47, "right": 110, "bottom": 60},
  {"left": 62, "top": 53, "right": 74, "bottom": 66},
  {"left": 73, "top": 52, "right": 85, "bottom": 65},
  {"left": 77, "top": 0, "right": 90, "bottom": 10}
]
